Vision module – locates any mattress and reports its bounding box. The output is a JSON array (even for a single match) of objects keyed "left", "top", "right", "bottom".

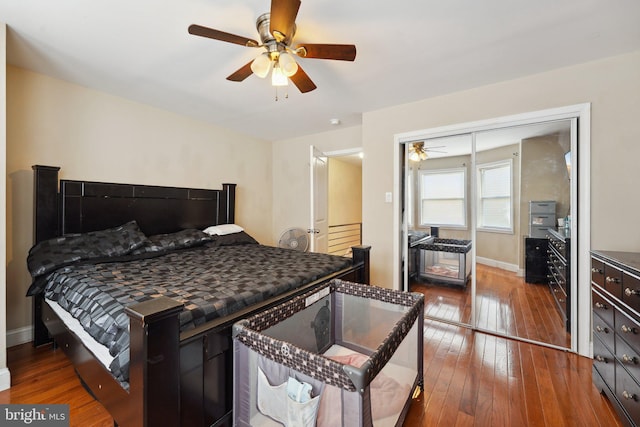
[{"left": 40, "top": 243, "right": 352, "bottom": 385}]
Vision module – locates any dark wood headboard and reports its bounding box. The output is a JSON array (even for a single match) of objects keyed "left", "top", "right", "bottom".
[
  {"left": 33, "top": 165, "right": 236, "bottom": 243},
  {"left": 31, "top": 165, "right": 237, "bottom": 346}
]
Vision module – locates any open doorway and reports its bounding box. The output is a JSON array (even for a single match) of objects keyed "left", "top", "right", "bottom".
[{"left": 310, "top": 147, "right": 363, "bottom": 256}]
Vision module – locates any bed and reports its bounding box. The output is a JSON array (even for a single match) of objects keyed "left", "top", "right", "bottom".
[{"left": 28, "top": 165, "right": 370, "bottom": 427}]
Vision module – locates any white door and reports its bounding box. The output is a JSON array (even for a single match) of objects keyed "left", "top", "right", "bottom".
[{"left": 310, "top": 146, "right": 328, "bottom": 253}]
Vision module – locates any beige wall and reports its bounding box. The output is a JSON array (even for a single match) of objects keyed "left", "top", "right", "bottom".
[
  {"left": 6, "top": 66, "right": 273, "bottom": 338},
  {"left": 328, "top": 158, "right": 362, "bottom": 226}
]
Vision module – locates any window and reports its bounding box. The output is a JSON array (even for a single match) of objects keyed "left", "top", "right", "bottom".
[
  {"left": 419, "top": 168, "right": 466, "bottom": 227},
  {"left": 477, "top": 160, "right": 513, "bottom": 231}
]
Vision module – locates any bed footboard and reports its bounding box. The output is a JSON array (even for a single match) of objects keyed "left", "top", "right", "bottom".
[{"left": 126, "top": 297, "right": 184, "bottom": 427}]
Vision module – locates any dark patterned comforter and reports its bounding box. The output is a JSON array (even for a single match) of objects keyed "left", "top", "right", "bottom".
[{"left": 42, "top": 243, "right": 352, "bottom": 385}]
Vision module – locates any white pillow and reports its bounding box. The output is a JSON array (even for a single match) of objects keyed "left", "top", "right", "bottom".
[{"left": 203, "top": 224, "right": 244, "bottom": 236}]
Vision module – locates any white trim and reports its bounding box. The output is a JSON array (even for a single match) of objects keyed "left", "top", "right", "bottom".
[
  {"left": 476, "top": 256, "right": 519, "bottom": 273},
  {"left": 393, "top": 103, "right": 591, "bottom": 356},
  {"left": 6, "top": 326, "right": 33, "bottom": 348},
  {"left": 324, "top": 147, "right": 363, "bottom": 158},
  {"left": 0, "top": 367, "right": 10, "bottom": 392}
]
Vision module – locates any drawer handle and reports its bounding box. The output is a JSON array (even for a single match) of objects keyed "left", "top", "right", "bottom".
[
  {"left": 558, "top": 298, "right": 565, "bottom": 303},
  {"left": 595, "top": 355, "right": 608, "bottom": 363},
  {"left": 622, "top": 354, "right": 638, "bottom": 364},
  {"left": 621, "top": 325, "right": 637, "bottom": 334},
  {"left": 606, "top": 276, "right": 621, "bottom": 284},
  {"left": 623, "top": 390, "right": 637, "bottom": 401},
  {"left": 595, "top": 325, "right": 609, "bottom": 333},
  {"left": 625, "top": 288, "right": 640, "bottom": 297},
  {"left": 595, "top": 302, "right": 607, "bottom": 309},
  {"left": 592, "top": 267, "right": 603, "bottom": 274}
]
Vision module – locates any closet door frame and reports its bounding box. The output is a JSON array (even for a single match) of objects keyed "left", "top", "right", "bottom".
[{"left": 393, "top": 103, "right": 591, "bottom": 356}]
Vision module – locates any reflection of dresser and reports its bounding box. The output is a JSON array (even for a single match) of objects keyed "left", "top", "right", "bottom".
[
  {"left": 529, "top": 200, "right": 556, "bottom": 238},
  {"left": 591, "top": 250, "right": 640, "bottom": 427},
  {"left": 547, "top": 228, "right": 570, "bottom": 331},
  {"left": 524, "top": 237, "right": 548, "bottom": 284}
]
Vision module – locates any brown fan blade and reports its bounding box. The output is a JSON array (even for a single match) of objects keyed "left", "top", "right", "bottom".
[
  {"left": 226, "top": 61, "right": 254, "bottom": 82},
  {"left": 296, "top": 44, "right": 356, "bottom": 61},
  {"left": 188, "top": 24, "right": 259, "bottom": 48},
  {"left": 289, "top": 65, "right": 317, "bottom": 93},
  {"left": 270, "top": 0, "right": 301, "bottom": 42}
]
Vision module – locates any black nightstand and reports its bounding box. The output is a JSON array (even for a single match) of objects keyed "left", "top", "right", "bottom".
[{"left": 525, "top": 237, "right": 548, "bottom": 284}]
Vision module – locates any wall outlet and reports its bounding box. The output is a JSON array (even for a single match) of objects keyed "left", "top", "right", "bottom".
[{"left": 385, "top": 192, "right": 392, "bottom": 203}]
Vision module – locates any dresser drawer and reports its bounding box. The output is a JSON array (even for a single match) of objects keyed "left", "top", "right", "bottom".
[
  {"left": 617, "top": 334, "right": 640, "bottom": 381},
  {"left": 592, "top": 257, "right": 605, "bottom": 288},
  {"left": 593, "top": 288, "right": 615, "bottom": 328},
  {"left": 593, "top": 333, "right": 616, "bottom": 391},
  {"left": 529, "top": 225, "right": 551, "bottom": 239},
  {"left": 525, "top": 238, "right": 548, "bottom": 257},
  {"left": 616, "top": 309, "right": 640, "bottom": 353},
  {"left": 530, "top": 214, "right": 556, "bottom": 227},
  {"left": 605, "top": 264, "right": 624, "bottom": 300},
  {"left": 594, "top": 312, "right": 615, "bottom": 352},
  {"left": 529, "top": 201, "right": 556, "bottom": 214},
  {"left": 623, "top": 272, "right": 640, "bottom": 314},
  {"left": 616, "top": 362, "right": 640, "bottom": 422}
]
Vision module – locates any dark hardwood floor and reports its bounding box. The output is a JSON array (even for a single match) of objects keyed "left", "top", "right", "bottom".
[
  {"left": 0, "top": 264, "right": 622, "bottom": 426},
  {"left": 415, "top": 263, "right": 571, "bottom": 348}
]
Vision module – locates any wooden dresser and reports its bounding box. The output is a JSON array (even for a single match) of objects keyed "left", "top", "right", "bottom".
[{"left": 591, "top": 250, "right": 640, "bottom": 427}]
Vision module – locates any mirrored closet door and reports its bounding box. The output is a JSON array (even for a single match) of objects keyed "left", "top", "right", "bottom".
[{"left": 403, "top": 118, "right": 575, "bottom": 350}]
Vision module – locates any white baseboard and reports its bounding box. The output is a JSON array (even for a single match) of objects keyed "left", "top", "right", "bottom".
[
  {"left": 0, "top": 367, "right": 10, "bottom": 391},
  {"left": 476, "top": 256, "right": 520, "bottom": 274},
  {"left": 7, "top": 325, "right": 33, "bottom": 348}
]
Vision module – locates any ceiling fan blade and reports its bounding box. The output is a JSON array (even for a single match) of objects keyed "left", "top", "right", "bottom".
[
  {"left": 226, "top": 61, "right": 254, "bottom": 82},
  {"left": 296, "top": 43, "right": 357, "bottom": 61},
  {"left": 289, "top": 65, "right": 317, "bottom": 93},
  {"left": 188, "top": 24, "right": 259, "bottom": 47},
  {"left": 270, "top": 0, "right": 301, "bottom": 42}
]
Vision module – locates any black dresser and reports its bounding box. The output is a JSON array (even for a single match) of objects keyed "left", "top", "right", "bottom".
[
  {"left": 525, "top": 237, "right": 548, "bottom": 283},
  {"left": 591, "top": 250, "right": 640, "bottom": 427},
  {"left": 548, "top": 228, "right": 570, "bottom": 331}
]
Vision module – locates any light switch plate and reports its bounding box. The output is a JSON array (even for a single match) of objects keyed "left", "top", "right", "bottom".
[{"left": 385, "top": 192, "right": 392, "bottom": 203}]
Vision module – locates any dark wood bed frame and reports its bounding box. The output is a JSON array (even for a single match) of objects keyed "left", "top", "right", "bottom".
[{"left": 31, "top": 165, "right": 370, "bottom": 427}]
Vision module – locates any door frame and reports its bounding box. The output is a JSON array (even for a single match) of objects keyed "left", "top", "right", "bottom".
[
  {"left": 310, "top": 146, "right": 363, "bottom": 253},
  {"left": 392, "top": 103, "right": 591, "bottom": 356}
]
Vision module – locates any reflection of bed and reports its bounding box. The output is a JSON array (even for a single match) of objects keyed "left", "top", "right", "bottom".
[{"left": 29, "top": 165, "right": 370, "bottom": 427}]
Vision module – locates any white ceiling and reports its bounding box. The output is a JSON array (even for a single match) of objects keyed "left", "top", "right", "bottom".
[{"left": 2, "top": 0, "right": 639, "bottom": 142}]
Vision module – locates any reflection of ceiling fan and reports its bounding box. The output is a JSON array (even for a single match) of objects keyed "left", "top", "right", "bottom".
[
  {"left": 408, "top": 142, "right": 446, "bottom": 161},
  {"left": 188, "top": 0, "right": 356, "bottom": 94}
]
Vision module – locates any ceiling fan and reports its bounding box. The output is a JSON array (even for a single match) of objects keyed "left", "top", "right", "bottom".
[
  {"left": 408, "top": 142, "right": 446, "bottom": 161},
  {"left": 188, "top": 0, "right": 357, "bottom": 93}
]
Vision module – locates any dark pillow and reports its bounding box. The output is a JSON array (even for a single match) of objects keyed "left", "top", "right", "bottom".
[
  {"left": 131, "top": 228, "right": 213, "bottom": 254},
  {"left": 27, "top": 220, "right": 148, "bottom": 279},
  {"left": 209, "top": 230, "right": 259, "bottom": 246}
]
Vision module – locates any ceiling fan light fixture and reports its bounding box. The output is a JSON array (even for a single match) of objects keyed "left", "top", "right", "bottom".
[
  {"left": 278, "top": 51, "right": 298, "bottom": 77},
  {"left": 409, "top": 142, "right": 428, "bottom": 161},
  {"left": 250, "top": 53, "right": 272, "bottom": 78},
  {"left": 271, "top": 63, "right": 289, "bottom": 86}
]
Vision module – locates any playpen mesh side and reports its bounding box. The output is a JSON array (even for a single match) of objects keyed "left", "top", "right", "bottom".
[{"left": 233, "top": 279, "right": 424, "bottom": 391}]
